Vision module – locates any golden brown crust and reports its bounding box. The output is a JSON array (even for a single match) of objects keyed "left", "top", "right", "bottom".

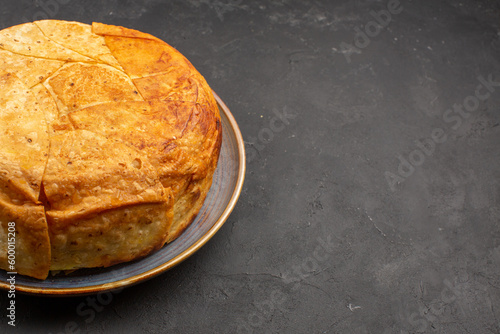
[
  {"left": 100, "top": 35, "right": 190, "bottom": 79},
  {"left": 0, "top": 20, "right": 221, "bottom": 279},
  {"left": 0, "top": 22, "right": 93, "bottom": 62},
  {"left": 48, "top": 201, "right": 172, "bottom": 271},
  {"left": 31, "top": 83, "right": 60, "bottom": 126},
  {"left": 35, "top": 20, "right": 123, "bottom": 70},
  {"left": 44, "top": 62, "right": 143, "bottom": 115},
  {"left": 92, "top": 22, "right": 164, "bottom": 42},
  {"left": 0, "top": 71, "right": 50, "bottom": 204},
  {"left": 44, "top": 129, "right": 174, "bottom": 271},
  {"left": 43, "top": 129, "right": 168, "bottom": 218},
  {"left": 0, "top": 49, "right": 65, "bottom": 88},
  {"left": 0, "top": 200, "right": 51, "bottom": 280}
]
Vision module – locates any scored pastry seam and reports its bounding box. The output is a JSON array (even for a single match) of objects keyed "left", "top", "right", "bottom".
[
  {"left": 33, "top": 22, "right": 97, "bottom": 63},
  {"left": 0, "top": 46, "right": 97, "bottom": 64},
  {"left": 99, "top": 37, "right": 149, "bottom": 102},
  {"left": 34, "top": 21, "right": 126, "bottom": 72},
  {"left": 40, "top": 61, "right": 147, "bottom": 116}
]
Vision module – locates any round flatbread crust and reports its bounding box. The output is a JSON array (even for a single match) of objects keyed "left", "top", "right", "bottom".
[{"left": 0, "top": 20, "right": 221, "bottom": 279}]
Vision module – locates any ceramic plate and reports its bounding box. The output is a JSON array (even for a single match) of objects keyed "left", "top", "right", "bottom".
[{"left": 0, "top": 92, "right": 245, "bottom": 296}]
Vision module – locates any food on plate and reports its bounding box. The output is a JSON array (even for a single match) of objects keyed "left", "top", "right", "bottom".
[{"left": 0, "top": 20, "right": 222, "bottom": 279}]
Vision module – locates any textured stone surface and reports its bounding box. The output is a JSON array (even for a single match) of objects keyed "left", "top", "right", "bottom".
[{"left": 1, "top": 0, "right": 500, "bottom": 333}]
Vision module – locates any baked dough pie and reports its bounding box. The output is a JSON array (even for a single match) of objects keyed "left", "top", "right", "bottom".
[{"left": 0, "top": 21, "right": 222, "bottom": 279}]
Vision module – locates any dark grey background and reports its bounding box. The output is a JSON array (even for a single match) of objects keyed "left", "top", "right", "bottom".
[{"left": 1, "top": 0, "right": 500, "bottom": 333}]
